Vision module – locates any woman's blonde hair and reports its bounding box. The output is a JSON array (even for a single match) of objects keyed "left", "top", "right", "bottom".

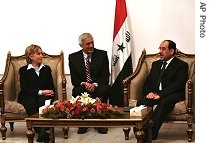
[{"left": 25, "top": 44, "right": 42, "bottom": 64}]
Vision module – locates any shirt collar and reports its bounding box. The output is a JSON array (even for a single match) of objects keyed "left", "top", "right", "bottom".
[
  {"left": 83, "top": 52, "right": 91, "bottom": 59},
  {"left": 165, "top": 56, "right": 174, "bottom": 65},
  {"left": 27, "top": 63, "right": 45, "bottom": 70},
  {"left": 163, "top": 57, "right": 174, "bottom": 69}
]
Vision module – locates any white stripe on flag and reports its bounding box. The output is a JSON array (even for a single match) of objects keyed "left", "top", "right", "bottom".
[{"left": 111, "top": 18, "right": 131, "bottom": 85}]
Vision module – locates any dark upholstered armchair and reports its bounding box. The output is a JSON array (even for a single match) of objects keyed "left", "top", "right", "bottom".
[
  {"left": 0, "top": 51, "right": 67, "bottom": 140},
  {"left": 123, "top": 49, "right": 195, "bottom": 142}
]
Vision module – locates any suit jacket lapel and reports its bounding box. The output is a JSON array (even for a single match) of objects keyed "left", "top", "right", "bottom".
[
  {"left": 155, "top": 60, "right": 163, "bottom": 80},
  {"left": 77, "top": 51, "right": 86, "bottom": 76},
  {"left": 163, "top": 57, "right": 177, "bottom": 75},
  {"left": 28, "top": 68, "right": 39, "bottom": 78},
  {"left": 90, "top": 51, "right": 96, "bottom": 69}
]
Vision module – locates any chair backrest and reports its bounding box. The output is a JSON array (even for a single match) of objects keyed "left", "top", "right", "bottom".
[
  {"left": 1, "top": 51, "right": 66, "bottom": 102},
  {"left": 123, "top": 49, "right": 195, "bottom": 107}
]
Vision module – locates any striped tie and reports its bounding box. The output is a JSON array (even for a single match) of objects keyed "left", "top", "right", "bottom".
[{"left": 86, "top": 55, "right": 92, "bottom": 83}]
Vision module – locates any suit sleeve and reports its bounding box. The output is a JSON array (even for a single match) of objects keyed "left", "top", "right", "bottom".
[
  {"left": 68, "top": 54, "right": 84, "bottom": 86},
  {"left": 143, "top": 62, "right": 156, "bottom": 96},
  {"left": 93, "top": 51, "right": 110, "bottom": 85},
  {"left": 45, "top": 66, "right": 55, "bottom": 93}
]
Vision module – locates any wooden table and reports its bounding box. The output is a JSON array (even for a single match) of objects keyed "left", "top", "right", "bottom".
[{"left": 25, "top": 107, "right": 153, "bottom": 143}]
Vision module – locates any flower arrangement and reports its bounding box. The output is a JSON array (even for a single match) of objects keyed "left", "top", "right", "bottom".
[{"left": 41, "top": 92, "right": 124, "bottom": 119}]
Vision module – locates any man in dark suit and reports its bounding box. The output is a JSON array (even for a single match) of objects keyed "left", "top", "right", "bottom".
[
  {"left": 137, "top": 40, "right": 188, "bottom": 141},
  {"left": 68, "top": 33, "right": 110, "bottom": 134}
]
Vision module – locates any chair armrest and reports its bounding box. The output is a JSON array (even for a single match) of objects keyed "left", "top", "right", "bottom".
[
  {"left": 0, "top": 60, "right": 15, "bottom": 113},
  {"left": 186, "top": 79, "right": 194, "bottom": 115},
  {"left": 56, "top": 73, "right": 67, "bottom": 101},
  {"left": 0, "top": 78, "right": 14, "bottom": 114},
  {"left": 123, "top": 50, "right": 150, "bottom": 107},
  {"left": 0, "top": 81, "right": 5, "bottom": 113},
  {"left": 61, "top": 75, "right": 67, "bottom": 100}
]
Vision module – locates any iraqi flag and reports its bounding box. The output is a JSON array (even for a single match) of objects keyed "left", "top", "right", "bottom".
[{"left": 110, "top": 0, "right": 133, "bottom": 107}]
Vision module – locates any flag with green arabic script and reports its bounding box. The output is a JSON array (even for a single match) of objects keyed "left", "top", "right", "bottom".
[{"left": 110, "top": 0, "right": 133, "bottom": 107}]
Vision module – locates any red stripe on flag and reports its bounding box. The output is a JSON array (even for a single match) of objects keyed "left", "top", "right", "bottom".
[{"left": 113, "top": 0, "right": 127, "bottom": 40}]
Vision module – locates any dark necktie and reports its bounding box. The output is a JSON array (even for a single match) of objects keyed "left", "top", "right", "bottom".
[
  {"left": 86, "top": 55, "right": 92, "bottom": 83},
  {"left": 156, "top": 61, "right": 167, "bottom": 89}
]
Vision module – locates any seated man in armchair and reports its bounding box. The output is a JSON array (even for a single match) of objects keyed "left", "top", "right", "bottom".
[
  {"left": 68, "top": 33, "right": 110, "bottom": 134},
  {"left": 137, "top": 40, "right": 188, "bottom": 141}
]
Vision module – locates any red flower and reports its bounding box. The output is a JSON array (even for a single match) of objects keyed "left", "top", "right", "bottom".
[
  {"left": 75, "top": 107, "right": 83, "bottom": 115},
  {"left": 96, "top": 105, "right": 102, "bottom": 113},
  {"left": 41, "top": 92, "right": 123, "bottom": 119},
  {"left": 86, "top": 102, "right": 92, "bottom": 108},
  {"left": 43, "top": 105, "right": 50, "bottom": 113},
  {"left": 90, "top": 108, "right": 96, "bottom": 113}
]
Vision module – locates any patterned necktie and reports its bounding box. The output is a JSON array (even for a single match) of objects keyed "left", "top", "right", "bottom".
[
  {"left": 86, "top": 55, "right": 92, "bottom": 83},
  {"left": 157, "top": 61, "right": 167, "bottom": 89}
]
